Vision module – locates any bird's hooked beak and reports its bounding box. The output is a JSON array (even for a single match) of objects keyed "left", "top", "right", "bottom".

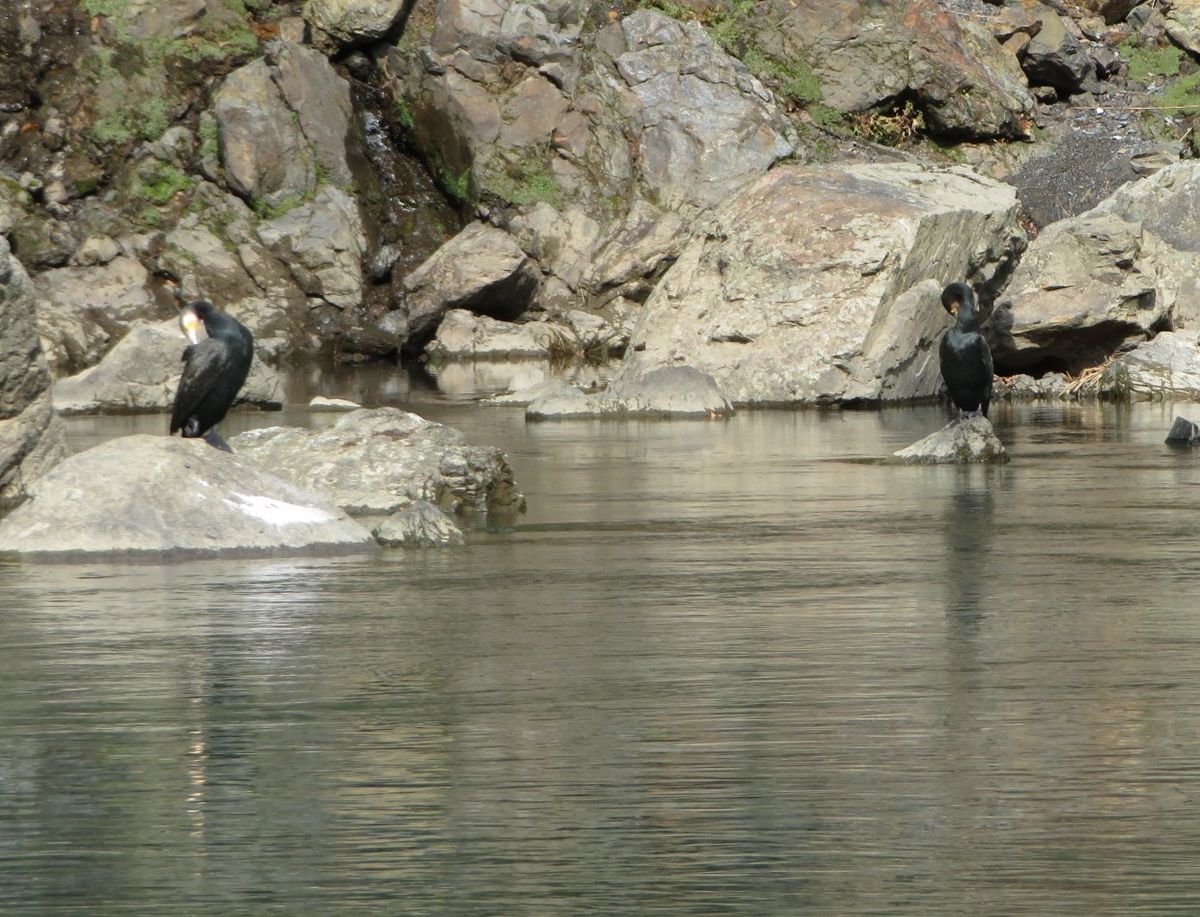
[
  {"left": 180, "top": 307, "right": 203, "bottom": 346},
  {"left": 944, "top": 298, "right": 959, "bottom": 318}
]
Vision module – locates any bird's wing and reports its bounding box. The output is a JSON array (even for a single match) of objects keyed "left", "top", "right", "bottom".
[{"left": 170, "top": 338, "right": 228, "bottom": 433}]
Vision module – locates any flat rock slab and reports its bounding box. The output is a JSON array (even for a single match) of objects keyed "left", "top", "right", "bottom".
[
  {"left": 0, "top": 435, "right": 374, "bottom": 561},
  {"left": 526, "top": 366, "right": 733, "bottom": 420},
  {"left": 894, "top": 416, "right": 1009, "bottom": 465},
  {"left": 230, "top": 407, "right": 526, "bottom": 521}
]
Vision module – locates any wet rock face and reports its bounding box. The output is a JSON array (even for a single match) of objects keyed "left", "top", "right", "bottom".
[
  {"left": 894, "top": 416, "right": 1009, "bottom": 465},
  {"left": 621, "top": 162, "right": 1024, "bottom": 406},
  {"left": 0, "top": 238, "right": 67, "bottom": 511},
  {"left": 0, "top": 435, "right": 374, "bottom": 561},
  {"left": 230, "top": 407, "right": 527, "bottom": 523}
]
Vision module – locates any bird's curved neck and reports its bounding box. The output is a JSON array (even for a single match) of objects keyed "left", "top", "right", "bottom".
[{"left": 955, "top": 308, "right": 981, "bottom": 333}]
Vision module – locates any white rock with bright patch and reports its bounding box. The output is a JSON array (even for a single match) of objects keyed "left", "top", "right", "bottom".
[{"left": 0, "top": 435, "right": 373, "bottom": 560}]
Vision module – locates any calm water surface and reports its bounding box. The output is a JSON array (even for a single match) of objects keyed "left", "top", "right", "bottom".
[{"left": 5, "top": 375, "right": 1200, "bottom": 914}]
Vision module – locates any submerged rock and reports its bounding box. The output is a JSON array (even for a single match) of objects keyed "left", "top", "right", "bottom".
[
  {"left": 1166, "top": 417, "right": 1200, "bottom": 445},
  {"left": 51, "top": 321, "right": 282, "bottom": 416},
  {"left": 230, "top": 407, "right": 526, "bottom": 522},
  {"left": 526, "top": 366, "right": 733, "bottom": 419},
  {"left": 372, "top": 500, "right": 466, "bottom": 548},
  {"left": 894, "top": 417, "right": 1009, "bottom": 465},
  {"left": 0, "top": 436, "right": 373, "bottom": 561}
]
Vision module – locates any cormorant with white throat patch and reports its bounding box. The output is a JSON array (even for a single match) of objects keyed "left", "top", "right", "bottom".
[
  {"left": 170, "top": 300, "right": 253, "bottom": 452},
  {"left": 939, "top": 282, "right": 993, "bottom": 419}
]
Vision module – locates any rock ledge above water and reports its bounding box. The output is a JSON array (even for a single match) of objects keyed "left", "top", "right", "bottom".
[{"left": 0, "top": 435, "right": 373, "bottom": 561}]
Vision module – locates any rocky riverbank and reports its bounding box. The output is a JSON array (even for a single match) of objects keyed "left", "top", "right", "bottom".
[{"left": 6, "top": 0, "right": 1200, "bottom": 544}]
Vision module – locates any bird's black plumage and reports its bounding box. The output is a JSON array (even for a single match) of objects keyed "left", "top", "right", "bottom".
[
  {"left": 170, "top": 301, "right": 253, "bottom": 448},
  {"left": 938, "top": 282, "right": 993, "bottom": 418}
]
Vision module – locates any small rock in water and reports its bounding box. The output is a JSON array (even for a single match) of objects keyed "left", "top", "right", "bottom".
[
  {"left": 1165, "top": 416, "right": 1200, "bottom": 445},
  {"left": 372, "top": 500, "right": 465, "bottom": 548},
  {"left": 894, "top": 416, "right": 1009, "bottom": 465},
  {"left": 309, "top": 395, "right": 361, "bottom": 411}
]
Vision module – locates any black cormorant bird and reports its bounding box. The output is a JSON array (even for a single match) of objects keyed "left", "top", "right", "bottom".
[
  {"left": 939, "top": 282, "right": 993, "bottom": 419},
  {"left": 170, "top": 300, "right": 254, "bottom": 451}
]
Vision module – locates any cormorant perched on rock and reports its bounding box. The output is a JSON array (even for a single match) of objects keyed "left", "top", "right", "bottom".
[
  {"left": 939, "top": 282, "right": 993, "bottom": 419},
  {"left": 170, "top": 300, "right": 253, "bottom": 452}
]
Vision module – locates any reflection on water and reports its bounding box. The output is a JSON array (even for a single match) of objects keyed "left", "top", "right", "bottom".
[{"left": 7, "top": 396, "right": 1200, "bottom": 913}]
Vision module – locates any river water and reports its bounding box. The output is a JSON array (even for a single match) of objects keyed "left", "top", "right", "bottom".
[{"left": 4, "top": 374, "right": 1200, "bottom": 914}]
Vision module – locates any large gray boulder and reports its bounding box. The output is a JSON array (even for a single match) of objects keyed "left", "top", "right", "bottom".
[
  {"left": 526, "top": 366, "right": 733, "bottom": 419},
  {"left": 894, "top": 417, "right": 1009, "bottom": 465},
  {"left": 1166, "top": 4, "right": 1200, "bottom": 57},
  {"left": 753, "top": 0, "right": 1034, "bottom": 139},
  {"left": 621, "top": 162, "right": 1024, "bottom": 406},
  {"left": 213, "top": 41, "right": 356, "bottom": 207},
  {"left": 1101, "top": 331, "right": 1200, "bottom": 401},
  {"left": 612, "top": 10, "right": 798, "bottom": 213},
  {"left": 0, "top": 436, "right": 374, "bottom": 561},
  {"left": 304, "top": 0, "right": 409, "bottom": 48},
  {"left": 52, "top": 322, "right": 283, "bottom": 416},
  {"left": 1021, "top": 8, "right": 1095, "bottom": 94},
  {"left": 214, "top": 58, "right": 317, "bottom": 208},
  {"left": 0, "top": 238, "right": 68, "bottom": 512},
  {"left": 35, "top": 256, "right": 173, "bottom": 375},
  {"left": 230, "top": 407, "right": 526, "bottom": 522},
  {"left": 270, "top": 41, "right": 357, "bottom": 189},
  {"left": 403, "top": 222, "right": 541, "bottom": 344},
  {"left": 990, "top": 162, "right": 1200, "bottom": 373}
]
